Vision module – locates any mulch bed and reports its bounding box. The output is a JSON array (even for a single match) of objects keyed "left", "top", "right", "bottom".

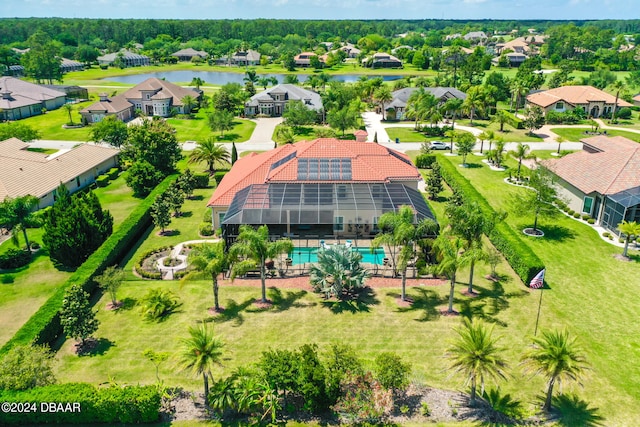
[{"left": 214, "top": 275, "right": 447, "bottom": 290}]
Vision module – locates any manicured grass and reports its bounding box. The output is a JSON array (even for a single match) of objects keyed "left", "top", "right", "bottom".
[
  {"left": 435, "top": 153, "right": 640, "bottom": 426},
  {"left": 551, "top": 127, "right": 640, "bottom": 143},
  {"left": 92, "top": 173, "right": 143, "bottom": 225},
  {"left": 167, "top": 109, "right": 256, "bottom": 143},
  {"left": 19, "top": 102, "right": 93, "bottom": 141},
  {"left": 456, "top": 119, "right": 544, "bottom": 143},
  {"left": 26, "top": 147, "right": 58, "bottom": 155},
  {"left": 273, "top": 125, "right": 360, "bottom": 143},
  {"left": 385, "top": 127, "right": 442, "bottom": 143}
]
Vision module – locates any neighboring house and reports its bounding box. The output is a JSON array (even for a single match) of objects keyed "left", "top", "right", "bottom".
[
  {"left": 544, "top": 136, "right": 640, "bottom": 235},
  {"left": 362, "top": 52, "right": 402, "bottom": 68},
  {"left": 60, "top": 58, "right": 84, "bottom": 73},
  {"left": 0, "top": 138, "right": 119, "bottom": 208},
  {"left": 339, "top": 43, "right": 361, "bottom": 58},
  {"left": 464, "top": 31, "right": 488, "bottom": 44},
  {"left": 171, "top": 48, "right": 208, "bottom": 62},
  {"left": 492, "top": 52, "right": 528, "bottom": 67},
  {"left": 0, "top": 76, "right": 66, "bottom": 121},
  {"left": 445, "top": 33, "right": 462, "bottom": 41},
  {"left": 633, "top": 93, "right": 640, "bottom": 107},
  {"left": 97, "top": 50, "right": 150, "bottom": 67},
  {"left": 294, "top": 52, "right": 322, "bottom": 67},
  {"left": 231, "top": 50, "right": 261, "bottom": 66},
  {"left": 244, "top": 84, "right": 322, "bottom": 117},
  {"left": 496, "top": 35, "right": 546, "bottom": 55},
  {"left": 4, "top": 65, "right": 24, "bottom": 77},
  {"left": 386, "top": 87, "right": 467, "bottom": 120},
  {"left": 206, "top": 138, "right": 436, "bottom": 242},
  {"left": 526, "top": 85, "right": 632, "bottom": 118},
  {"left": 80, "top": 77, "right": 200, "bottom": 123},
  {"left": 41, "top": 84, "right": 89, "bottom": 101}
]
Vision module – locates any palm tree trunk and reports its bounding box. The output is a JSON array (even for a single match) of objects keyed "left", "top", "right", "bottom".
[
  {"left": 470, "top": 376, "right": 477, "bottom": 406},
  {"left": 468, "top": 260, "right": 475, "bottom": 294},
  {"left": 517, "top": 159, "right": 522, "bottom": 180},
  {"left": 623, "top": 237, "right": 630, "bottom": 258},
  {"left": 543, "top": 377, "right": 555, "bottom": 411},
  {"left": 448, "top": 273, "right": 456, "bottom": 313},
  {"left": 203, "top": 372, "right": 210, "bottom": 404},
  {"left": 533, "top": 213, "right": 539, "bottom": 234},
  {"left": 260, "top": 265, "right": 267, "bottom": 303},
  {"left": 21, "top": 227, "right": 31, "bottom": 254},
  {"left": 401, "top": 269, "right": 407, "bottom": 301},
  {"left": 212, "top": 275, "right": 219, "bottom": 311}
]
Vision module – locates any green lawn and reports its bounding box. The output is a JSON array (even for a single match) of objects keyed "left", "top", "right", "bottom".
[
  {"left": 551, "top": 127, "right": 640, "bottom": 143},
  {"left": 19, "top": 102, "right": 93, "bottom": 141},
  {"left": 455, "top": 119, "right": 544, "bottom": 143},
  {"left": 273, "top": 124, "right": 360, "bottom": 143},
  {"left": 386, "top": 127, "right": 442, "bottom": 143},
  {"left": 167, "top": 109, "right": 256, "bottom": 143}
]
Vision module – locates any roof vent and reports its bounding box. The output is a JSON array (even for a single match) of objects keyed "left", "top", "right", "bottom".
[{"left": 99, "top": 93, "right": 109, "bottom": 102}]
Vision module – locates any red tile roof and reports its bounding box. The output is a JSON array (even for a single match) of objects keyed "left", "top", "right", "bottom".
[
  {"left": 544, "top": 136, "right": 640, "bottom": 195},
  {"left": 207, "top": 139, "right": 421, "bottom": 207},
  {"left": 527, "top": 85, "right": 632, "bottom": 109}
]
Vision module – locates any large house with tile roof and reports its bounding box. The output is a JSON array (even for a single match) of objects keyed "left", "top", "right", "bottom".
[
  {"left": 80, "top": 77, "right": 200, "bottom": 123},
  {"left": 526, "top": 85, "right": 632, "bottom": 118},
  {"left": 171, "top": 48, "right": 208, "bottom": 62},
  {"left": 386, "top": 87, "right": 467, "bottom": 120},
  {"left": 544, "top": 135, "right": 640, "bottom": 234},
  {"left": 97, "top": 50, "right": 150, "bottom": 68},
  {"left": 207, "top": 138, "right": 436, "bottom": 242},
  {"left": 0, "top": 138, "right": 119, "bottom": 208},
  {"left": 244, "top": 84, "right": 322, "bottom": 117},
  {"left": 0, "top": 76, "right": 67, "bottom": 121}
]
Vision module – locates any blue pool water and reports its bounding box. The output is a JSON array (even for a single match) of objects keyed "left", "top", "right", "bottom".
[{"left": 289, "top": 247, "right": 386, "bottom": 265}]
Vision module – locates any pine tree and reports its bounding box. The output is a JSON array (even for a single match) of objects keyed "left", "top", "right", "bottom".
[
  {"left": 426, "top": 162, "right": 443, "bottom": 200},
  {"left": 231, "top": 142, "right": 238, "bottom": 165},
  {"left": 60, "top": 284, "right": 99, "bottom": 352},
  {"left": 151, "top": 196, "right": 172, "bottom": 234}
]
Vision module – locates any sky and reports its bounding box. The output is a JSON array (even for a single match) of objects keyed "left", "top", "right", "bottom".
[{"left": 2, "top": 0, "right": 635, "bottom": 21}]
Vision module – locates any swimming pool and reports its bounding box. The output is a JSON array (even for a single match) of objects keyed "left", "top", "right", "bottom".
[{"left": 288, "top": 247, "right": 386, "bottom": 265}]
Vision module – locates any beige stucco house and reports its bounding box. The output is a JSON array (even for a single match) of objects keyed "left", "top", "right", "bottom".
[
  {"left": 526, "top": 85, "right": 632, "bottom": 118},
  {"left": 0, "top": 77, "right": 67, "bottom": 121}
]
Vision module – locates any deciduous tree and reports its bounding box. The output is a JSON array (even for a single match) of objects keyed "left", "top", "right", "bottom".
[{"left": 60, "top": 284, "right": 100, "bottom": 351}]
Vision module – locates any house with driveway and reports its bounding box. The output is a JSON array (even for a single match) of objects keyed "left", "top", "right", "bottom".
[
  {"left": 80, "top": 77, "right": 200, "bottom": 123},
  {"left": 0, "top": 76, "right": 67, "bottom": 121},
  {"left": 544, "top": 135, "right": 640, "bottom": 235},
  {"left": 207, "top": 138, "right": 436, "bottom": 244},
  {"left": 244, "top": 84, "right": 322, "bottom": 117},
  {"left": 386, "top": 87, "right": 467, "bottom": 120},
  {"left": 526, "top": 85, "right": 632, "bottom": 118},
  {"left": 0, "top": 138, "right": 119, "bottom": 208}
]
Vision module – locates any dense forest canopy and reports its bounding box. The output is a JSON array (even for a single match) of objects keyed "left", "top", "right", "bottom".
[{"left": 1, "top": 18, "right": 640, "bottom": 47}]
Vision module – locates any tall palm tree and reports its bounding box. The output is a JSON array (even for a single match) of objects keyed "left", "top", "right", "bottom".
[
  {"left": 610, "top": 80, "right": 625, "bottom": 123},
  {"left": 405, "top": 87, "right": 428, "bottom": 129},
  {"left": 492, "top": 109, "right": 510, "bottom": 132},
  {"left": 191, "top": 77, "right": 205, "bottom": 91},
  {"left": 258, "top": 76, "right": 271, "bottom": 90},
  {"left": 229, "top": 225, "right": 294, "bottom": 303},
  {"left": 477, "top": 130, "right": 494, "bottom": 154},
  {"left": 521, "top": 329, "right": 589, "bottom": 411},
  {"left": 317, "top": 72, "right": 331, "bottom": 92},
  {"left": 444, "top": 98, "right": 464, "bottom": 137},
  {"left": 433, "top": 234, "right": 469, "bottom": 314},
  {"left": 243, "top": 68, "right": 259, "bottom": 84},
  {"left": 179, "top": 323, "right": 224, "bottom": 403},
  {"left": 447, "top": 318, "right": 508, "bottom": 406},
  {"left": 555, "top": 136, "right": 566, "bottom": 155},
  {"left": 184, "top": 242, "right": 228, "bottom": 312},
  {"left": 188, "top": 137, "right": 230, "bottom": 175},
  {"left": 463, "top": 86, "right": 485, "bottom": 126},
  {"left": 372, "top": 206, "right": 438, "bottom": 301},
  {"left": 510, "top": 80, "right": 529, "bottom": 115},
  {"left": 509, "top": 142, "right": 533, "bottom": 181},
  {"left": 62, "top": 103, "right": 74, "bottom": 125},
  {"left": 181, "top": 95, "right": 197, "bottom": 114},
  {"left": 0, "top": 195, "right": 40, "bottom": 253},
  {"left": 618, "top": 220, "right": 640, "bottom": 258},
  {"left": 374, "top": 85, "right": 393, "bottom": 121}
]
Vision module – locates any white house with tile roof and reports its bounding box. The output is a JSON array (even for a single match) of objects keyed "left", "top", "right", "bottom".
[
  {"left": 244, "top": 84, "right": 322, "bottom": 117},
  {"left": 0, "top": 76, "right": 66, "bottom": 121}
]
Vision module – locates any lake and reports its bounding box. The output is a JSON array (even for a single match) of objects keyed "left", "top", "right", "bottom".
[{"left": 103, "top": 70, "right": 403, "bottom": 85}]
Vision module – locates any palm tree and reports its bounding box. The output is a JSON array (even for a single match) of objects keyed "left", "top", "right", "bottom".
[
  {"left": 179, "top": 323, "right": 224, "bottom": 403},
  {"left": 610, "top": 80, "right": 625, "bottom": 123},
  {"left": 309, "top": 244, "right": 369, "bottom": 299},
  {"left": 317, "top": 72, "right": 331, "bottom": 92},
  {"left": 374, "top": 85, "right": 393, "bottom": 121},
  {"left": 181, "top": 95, "right": 197, "bottom": 115},
  {"left": 447, "top": 318, "right": 508, "bottom": 406},
  {"left": 243, "top": 68, "right": 259, "bottom": 84},
  {"left": 433, "top": 234, "right": 468, "bottom": 314},
  {"left": 188, "top": 137, "right": 230, "bottom": 175},
  {"left": 509, "top": 142, "right": 533, "bottom": 181},
  {"left": 510, "top": 80, "right": 529, "bottom": 115},
  {"left": 258, "top": 76, "right": 271, "bottom": 90},
  {"left": 372, "top": 206, "right": 438, "bottom": 301},
  {"left": 555, "top": 136, "right": 566, "bottom": 155},
  {"left": 191, "top": 77, "right": 205, "bottom": 91},
  {"left": 275, "top": 125, "right": 295, "bottom": 144},
  {"left": 463, "top": 86, "right": 484, "bottom": 126},
  {"left": 521, "top": 329, "right": 589, "bottom": 411},
  {"left": 492, "top": 109, "right": 510, "bottom": 132},
  {"left": 618, "top": 220, "right": 640, "bottom": 258},
  {"left": 62, "top": 103, "right": 74, "bottom": 125},
  {"left": 443, "top": 98, "right": 464, "bottom": 136},
  {"left": 405, "top": 88, "right": 428, "bottom": 129},
  {"left": 477, "top": 130, "right": 495, "bottom": 154},
  {"left": 184, "top": 242, "right": 228, "bottom": 312},
  {"left": 229, "top": 225, "right": 294, "bottom": 303},
  {"left": 0, "top": 195, "right": 40, "bottom": 253}
]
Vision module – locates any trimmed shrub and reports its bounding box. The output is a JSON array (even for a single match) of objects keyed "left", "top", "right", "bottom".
[
  {"left": 193, "top": 173, "right": 210, "bottom": 188},
  {"left": 107, "top": 167, "right": 120, "bottom": 180},
  {"left": 502, "top": 110, "right": 524, "bottom": 129},
  {"left": 568, "top": 209, "right": 575, "bottom": 216},
  {"left": 95, "top": 175, "right": 110, "bottom": 187},
  {"left": 213, "top": 171, "right": 228, "bottom": 185},
  {"left": 587, "top": 218, "right": 595, "bottom": 224},
  {"left": 602, "top": 232, "right": 611, "bottom": 238},
  {"left": 134, "top": 246, "right": 170, "bottom": 280},
  {"left": 0, "top": 175, "right": 179, "bottom": 358},
  {"left": 0, "top": 383, "right": 160, "bottom": 424},
  {"left": 437, "top": 156, "right": 544, "bottom": 284},
  {"left": 581, "top": 214, "right": 590, "bottom": 221},
  {"left": 0, "top": 249, "right": 31, "bottom": 270},
  {"left": 199, "top": 222, "right": 215, "bottom": 236},
  {"left": 572, "top": 212, "right": 581, "bottom": 218},
  {"left": 617, "top": 107, "right": 632, "bottom": 120},
  {"left": 1, "top": 274, "right": 15, "bottom": 284},
  {"left": 415, "top": 154, "right": 436, "bottom": 169}
]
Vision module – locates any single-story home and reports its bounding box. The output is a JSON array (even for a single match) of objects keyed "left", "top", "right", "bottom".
[
  {"left": 97, "top": 50, "right": 150, "bottom": 68},
  {"left": 60, "top": 58, "right": 84, "bottom": 73},
  {"left": 633, "top": 93, "right": 640, "bottom": 107},
  {"left": 80, "top": 77, "right": 200, "bottom": 123},
  {"left": 386, "top": 87, "right": 467, "bottom": 120},
  {"left": 294, "top": 52, "right": 323, "bottom": 67},
  {"left": 0, "top": 138, "right": 119, "bottom": 208},
  {"left": 0, "top": 76, "right": 66, "bottom": 121},
  {"left": 526, "top": 85, "right": 632, "bottom": 118},
  {"left": 207, "top": 138, "right": 436, "bottom": 244},
  {"left": 171, "top": 48, "right": 208, "bottom": 62},
  {"left": 362, "top": 52, "right": 402, "bottom": 69},
  {"left": 244, "top": 84, "right": 322, "bottom": 117},
  {"left": 544, "top": 135, "right": 640, "bottom": 235}
]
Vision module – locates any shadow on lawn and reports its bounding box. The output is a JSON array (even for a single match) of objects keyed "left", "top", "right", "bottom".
[
  {"left": 517, "top": 223, "right": 575, "bottom": 242},
  {"left": 115, "top": 297, "right": 137, "bottom": 312},
  {"left": 209, "top": 298, "right": 255, "bottom": 326},
  {"left": 459, "top": 279, "right": 528, "bottom": 327},
  {"left": 81, "top": 338, "right": 114, "bottom": 357},
  {"left": 267, "top": 287, "right": 313, "bottom": 312},
  {"left": 551, "top": 394, "right": 605, "bottom": 427},
  {"left": 393, "top": 287, "right": 445, "bottom": 322},
  {"left": 321, "top": 287, "right": 379, "bottom": 314}
]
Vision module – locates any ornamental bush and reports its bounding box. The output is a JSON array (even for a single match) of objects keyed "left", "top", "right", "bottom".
[
  {"left": 95, "top": 175, "right": 110, "bottom": 187},
  {"left": 0, "top": 248, "right": 31, "bottom": 270},
  {"left": 193, "top": 172, "right": 210, "bottom": 188},
  {"left": 415, "top": 154, "right": 436, "bottom": 169}
]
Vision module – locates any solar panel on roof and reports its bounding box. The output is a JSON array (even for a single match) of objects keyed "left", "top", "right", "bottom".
[
  {"left": 342, "top": 158, "right": 352, "bottom": 180},
  {"left": 308, "top": 159, "right": 319, "bottom": 179},
  {"left": 297, "top": 158, "right": 308, "bottom": 180},
  {"left": 319, "top": 159, "right": 329, "bottom": 179}
]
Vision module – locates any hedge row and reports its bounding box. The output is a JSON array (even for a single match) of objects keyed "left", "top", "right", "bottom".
[
  {"left": 0, "top": 384, "right": 160, "bottom": 425},
  {"left": 437, "top": 156, "right": 544, "bottom": 284},
  {"left": 0, "top": 174, "right": 178, "bottom": 358},
  {"left": 95, "top": 175, "right": 110, "bottom": 187},
  {"left": 415, "top": 154, "right": 436, "bottom": 169},
  {"left": 502, "top": 110, "right": 524, "bottom": 129}
]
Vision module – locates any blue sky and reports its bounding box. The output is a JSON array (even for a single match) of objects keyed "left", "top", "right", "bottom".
[{"left": 3, "top": 0, "right": 635, "bottom": 20}]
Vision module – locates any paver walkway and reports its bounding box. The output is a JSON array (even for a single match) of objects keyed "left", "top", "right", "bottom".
[{"left": 156, "top": 239, "right": 219, "bottom": 280}]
